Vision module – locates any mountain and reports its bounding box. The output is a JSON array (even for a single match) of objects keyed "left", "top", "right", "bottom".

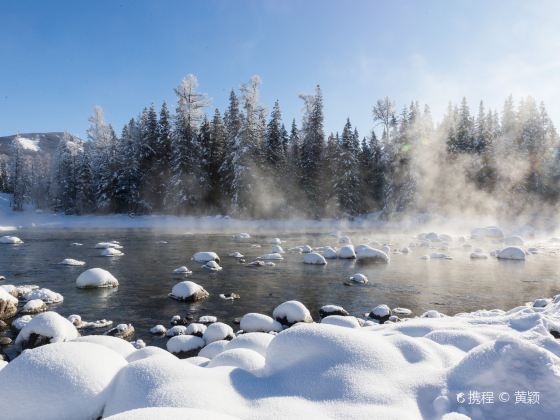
[{"left": 0, "top": 132, "right": 83, "bottom": 158}]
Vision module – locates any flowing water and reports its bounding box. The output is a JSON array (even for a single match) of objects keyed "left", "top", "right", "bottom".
[{"left": 2, "top": 228, "right": 560, "bottom": 348}]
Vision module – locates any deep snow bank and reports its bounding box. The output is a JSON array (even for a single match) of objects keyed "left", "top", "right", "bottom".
[{"left": 0, "top": 297, "right": 559, "bottom": 419}]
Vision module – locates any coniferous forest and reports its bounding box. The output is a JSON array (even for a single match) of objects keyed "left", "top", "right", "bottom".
[{"left": 2, "top": 74, "right": 559, "bottom": 220}]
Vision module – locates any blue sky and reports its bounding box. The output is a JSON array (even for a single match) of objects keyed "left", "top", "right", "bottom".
[{"left": 1, "top": 0, "right": 559, "bottom": 139}]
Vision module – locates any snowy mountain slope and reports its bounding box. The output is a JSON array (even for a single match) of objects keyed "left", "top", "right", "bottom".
[{"left": 0, "top": 132, "right": 82, "bottom": 157}]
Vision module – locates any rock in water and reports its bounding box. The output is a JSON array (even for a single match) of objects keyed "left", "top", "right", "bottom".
[
  {"left": 105, "top": 323, "right": 135, "bottom": 340},
  {"left": 0, "top": 288, "right": 17, "bottom": 320},
  {"left": 273, "top": 300, "right": 313, "bottom": 326},
  {"left": 76, "top": 268, "right": 119, "bottom": 288},
  {"left": 169, "top": 281, "right": 209, "bottom": 302},
  {"left": 303, "top": 252, "right": 327, "bottom": 265},
  {"left": 497, "top": 246, "right": 526, "bottom": 261},
  {"left": 15, "top": 312, "right": 79, "bottom": 350},
  {"left": 369, "top": 304, "right": 392, "bottom": 324},
  {"left": 192, "top": 251, "right": 220, "bottom": 263},
  {"left": 319, "top": 305, "right": 349, "bottom": 318}
]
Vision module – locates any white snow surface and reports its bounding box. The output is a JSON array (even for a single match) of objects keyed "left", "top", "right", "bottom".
[
  {"left": 23, "top": 287, "right": 63, "bottom": 303},
  {"left": 203, "top": 322, "right": 234, "bottom": 344},
  {"left": 167, "top": 335, "right": 205, "bottom": 354},
  {"left": 58, "top": 258, "right": 86, "bottom": 266},
  {"left": 0, "top": 286, "right": 18, "bottom": 305},
  {"left": 303, "top": 252, "right": 327, "bottom": 265},
  {"left": 17, "top": 136, "right": 40, "bottom": 152},
  {"left": 193, "top": 251, "right": 220, "bottom": 263},
  {"left": 355, "top": 245, "right": 390, "bottom": 263},
  {"left": 337, "top": 244, "right": 356, "bottom": 259},
  {"left": 273, "top": 300, "right": 313, "bottom": 324},
  {"left": 76, "top": 268, "right": 119, "bottom": 288},
  {"left": 497, "top": 246, "right": 526, "bottom": 260},
  {"left": 0, "top": 235, "right": 24, "bottom": 244},
  {"left": 240, "top": 313, "right": 283, "bottom": 333}
]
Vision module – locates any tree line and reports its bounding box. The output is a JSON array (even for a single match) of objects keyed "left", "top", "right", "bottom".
[{"left": 2, "top": 74, "right": 559, "bottom": 219}]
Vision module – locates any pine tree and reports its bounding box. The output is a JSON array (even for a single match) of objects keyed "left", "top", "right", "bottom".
[
  {"left": 334, "top": 119, "right": 361, "bottom": 216},
  {"left": 51, "top": 132, "right": 78, "bottom": 214},
  {"left": 265, "top": 100, "right": 284, "bottom": 170},
  {"left": 75, "top": 146, "right": 96, "bottom": 214},
  {"left": 9, "top": 136, "right": 29, "bottom": 211},
  {"left": 137, "top": 104, "right": 159, "bottom": 211},
  {"left": 220, "top": 90, "right": 242, "bottom": 211},
  {"left": 299, "top": 85, "right": 325, "bottom": 218},
  {"left": 152, "top": 101, "right": 172, "bottom": 212}
]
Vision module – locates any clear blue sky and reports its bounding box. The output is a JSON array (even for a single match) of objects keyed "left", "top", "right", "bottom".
[{"left": 1, "top": 0, "right": 559, "bottom": 139}]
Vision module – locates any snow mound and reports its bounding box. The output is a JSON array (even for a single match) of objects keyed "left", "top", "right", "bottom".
[
  {"left": 240, "top": 313, "right": 283, "bottom": 333},
  {"left": 15, "top": 311, "right": 78, "bottom": 349},
  {"left": 169, "top": 281, "right": 209, "bottom": 302},
  {"left": 319, "top": 305, "right": 349, "bottom": 318},
  {"left": 273, "top": 300, "right": 313, "bottom": 326},
  {"left": 321, "top": 315, "right": 361, "bottom": 328},
  {"left": 271, "top": 245, "right": 285, "bottom": 254},
  {"left": 349, "top": 273, "right": 368, "bottom": 284},
  {"left": 58, "top": 258, "right": 86, "bottom": 266},
  {"left": 127, "top": 346, "right": 177, "bottom": 363},
  {"left": 303, "top": 252, "right": 327, "bottom": 265},
  {"left": 23, "top": 288, "right": 63, "bottom": 303},
  {"left": 355, "top": 245, "right": 390, "bottom": 263},
  {"left": 0, "top": 235, "right": 23, "bottom": 244},
  {"left": 337, "top": 244, "right": 356, "bottom": 259},
  {"left": 504, "top": 235, "right": 524, "bottom": 246},
  {"left": 76, "top": 268, "right": 119, "bottom": 288},
  {"left": 150, "top": 324, "right": 167, "bottom": 335},
  {"left": 0, "top": 286, "right": 18, "bottom": 305},
  {"left": 207, "top": 348, "right": 265, "bottom": 371},
  {"left": 203, "top": 322, "right": 234, "bottom": 344},
  {"left": 198, "top": 340, "right": 229, "bottom": 359},
  {"left": 74, "top": 335, "right": 136, "bottom": 358},
  {"left": 11, "top": 315, "right": 32, "bottom": 330},
  {"left": 257, "top": 252, "right": 284, "bottom": 261},
  {"left": 21, "top": 298, "right": 47, "bottom": 314},
  {"left": 233, "top": 232, "right": 251, "bottom": 240},
  {"left": 321, "top": 246, "right": 338, "bottom": 259},
  {"left": 223, "top": 332, "right": 274, "bottom": 357},
  {"left": 167, "top": 335, "right": 205, "bottom": 355},
  {"left": 166, "top": 325, "right": 188, "bottom": 337},
  {"left": 186, "top": 323, "right": 207, "bottom": 336},
  {"left": 193, "top": 251, "right": 220, "bottom": 263},
  {"left": 497, "top": 246, "right": 526, "bottom": 260},
  {"left": 470, "top": 251, "right": 488, "bottom": 259},
  {"left": 0, "top": 341, "right": 127, "bottom": 420},
  {"left": 202, "top": 260, "right": 223, "bottom": 271}
]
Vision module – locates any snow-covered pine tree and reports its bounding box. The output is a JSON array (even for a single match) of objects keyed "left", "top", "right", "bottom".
[
  {"left": 167, "top": 74, "right": 210, "bottom": 214},
  {"left": 299, "top": 85, "right": 325, "bottom": 218},
  {"left": 152, "top": 101, "right": 172, "bottom": 211},
  {"left": 51, "top": 132, "right": 78, "bottom": 214},
  {"left": 265, "top": 100, "right": 285, "bottom": 171},
  {"left": 75, "top": 145, "right": 96, "bottom": 214},
  {"left": 219, "top": 90, "right": 242, "bottom": 211},
  {"left": 9, "top": 136, "right": 30, "bottom": 211},
  {"left": 115, "top": 119, "right": 142, "bottom": 213},
  {"left": 199, "top": 109, "right": 226, "bottom": 211},
  {"left": 335, "top": 119, "right": 361, "bottom": 216},
  {"left": 137, "top": 104, "right": 159, "bottom": 212}
]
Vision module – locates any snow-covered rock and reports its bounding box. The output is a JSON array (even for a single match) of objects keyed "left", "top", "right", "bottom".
[
  {"left": 271, "top": 245, "right": 285, "bottom": 254},
  {"left": 169, "top": 281, "right": 209, "bottom": 302},
  {"left": 223, "top": 332, "right": 274, "bottom": 357},
  {"left": 105, "top": 323, "right": 135, "bottom": 340},
  {"left": 229, "top": 251, "right": 244, "bottom": 258},
  {"left": 301, "top": 245, "right": 313, "bottom": 253},
  {"left": 0, "top": 341, "right": 127, "bottom": 420},
  {"left": 202, "top": 260, "right": 223, "bottom": 272},
  {"left": 76, "top": 268, "right": 119, "bottom": 288},
  {"left": 74, "top": 335, "right": 136, "bottom": 358},
  {"left": 355, "top": 245, "right": 390, "bottom": 263},
  {"left": 319, "top": 305, "right": 349, "bottom": 318},
  {"left": 198, "top": 340, "right": 229, "bottom": 359},
  {"left": 0, "top": 287, "right": 18, "bottom": 320},
  {"left": 186, "top": 323, "right": 207, "bottom": 337},
  {"left": 100, "top": 247, "right": 124, "bottom": 257},
  {"left": 337, "top": 244, "right": 356, "bottom": 259},
  {"left": 58, "top": 258, "right": 86, "bottom": 266},
  {"left": 430, "top": 252, "right": 451, "bottom": 260},
  {"left": 257, "top": 253, "right": 283, "bottom": 261},
  {"left": 20, "top": 298, "right": 47, "bottom": 315},
  {"left": 166, "top": 325, "right": 187, "bottom": 337},
  {"left": 321, "top": 246, "right": 338, "bottom": 259},
  {"left": 202, "top": 322, "right": 234, "bottom": 344},
  {"left": 173, "top": 266, "right": 192, "bottom": 275},
  {"left": 338, "top": 235, "right": 351, "bottom": 244},
  {"left": 369, "top": 304, "right": 392, "bottom": 323},
  {"left": 23, "top": 288, "right": 64, "bottom": 304},
  {"left": 15, "top": 311, "right": 79, "bottom": 350},
  {"left": 269, "top": 237, "right": 282, "bottom": 245},
  {"left": 167, "top": 335, "right": 205, "bottom": 356},
  {"left": 127, "top": 346, "right": 176, "bottom": 363},
  {"left": 497, "top": 246, "right": 526, "bottom": 261},
  {"left": 303, "top": 252, "right": 327, "bottom": 265},
  {"left": 95, "top": 241, "right": 123, "bottom": 249},
  {"left": 193, "top": 251, "right": 220, "bottom": 263},
  {"left": 349, "top": 273, "right": 368, "bottom": 284},
  {"left": 240, "top": 313, "right": 283, "bottom": 333},
  {"left": 470, "top": 251, "right": 488, "bottom": 259},
  {"left": 0, "top": 235, "right": 23, "bottom": 244},
  {"left": 273, "top": 300, "right": 313, "bottom": 326},
  {"left": 11, "top": 315, "right": 32, "bottom": 330},
  {"left": 150, "top": 324, "right": 167, "bottom": 335},
  {"left": 233, "top": 232, "right": 251, "bottom": 240},
  {"left": 198, "top": 315, "right": 218, "bottom": 324}
]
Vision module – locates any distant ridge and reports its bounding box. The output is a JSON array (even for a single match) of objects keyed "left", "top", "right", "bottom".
[{"left": 0, "top": 132, "right": 83, "bottom": 157}]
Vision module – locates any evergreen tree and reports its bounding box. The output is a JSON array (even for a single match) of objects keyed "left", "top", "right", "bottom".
[
  {"left": 336, "top": 119, "right": 361, "bottom": 216},
  {"left": 75, "top": 146, "right": 96, "bottom": 214}
]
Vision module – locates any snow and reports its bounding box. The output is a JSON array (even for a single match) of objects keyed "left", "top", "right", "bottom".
[
  {"left": 202, "top": 322, "right": 234, "bottom": 344},
  {"left": 76, "top": 267, "right": 119, "bottom": 288},
  {"left": 321, "top": 315, "right": 362, "bottom": 328},
  {"left": 23, "top": 287, "right": 63, "bottom": 303},
  {"left": 303, "top": 252, "right": 327, "bottom": 265},
  {"left": 127, "top": 346, "right": 176, "bottom": 363},
  {"left": 15, "top": 311, "right": 79, "bottom": 348},
  {"left": 169, "top": 280, "right": 209, "bottom": 302},
  {"left": 338, "top": 235, "right": 352, "bottom": 244},
  {"left": 11, "top": 315, "right": 32, "bottom": 330},
  {"left": 497, "top": 246, "right": 526, "bottom": 260},
  {"left": 470, "top": 251, "right": 488, "bottom": 259},
  {"left": 0, "top": 235, "right": 23, "bottom": 244},
  {"left": 319, "top": 305, "right": 349, "bottom": 318},
  {"left": 257, "top": 252, "right": 283, "bottom": 260},
  {"left": 504, "top": 235, "right": 524, "bottom": 246},
  {"left": 193, "top": 251, "right": 220, "bottom": 263},
  {"left": 271, "top": 245, "right": 285, "bottom": 254},
  {"left": 430, "top": 252, "right": 452, "bottom": 259},
  {"left": 233, "top": 232, "right": 251, "bottom": 240},
  {"left": 58, "top": 258, "right": 86, "bottom": 266},
  {"left": 186, "top": 323, "right": 207, "bottom": 336},
  {"left": 207, "top": 348, "right": 265, "bottom": 371},
  {"left": 355, "top": 245, "right": 390, "bottom": 263},
  {"left": 0, "top": 286, "right": 18, "bottom": 305},
  {"left": 199, "top": 315, "right": 218, "bottom": 324},
  {"left": 273, "top": 300, "right": 313, "bottom": 325},
  {"left": 104, "top": 407, "right": 240, "bottom": 420},
  {"left": 240, "top": 313, "right": 283, "bottom": 333},
  {"left": 269, "top": 237, "right": 282, "bottom": 244},
  {"left": 167, "top": 335, "right": 205, "bottom": 354},
  {"left": 166, "top": 325, "right": 188, "bottom": 337},
  {"left": 229, "top": 251, "right": 244, "bottom": 258},
  {"left": 17, "top": 136, "right": 40, "bottom": 151},
  {"left": 337, "top": 244, "right": 356, "bottom": 259},
  {"left": 301, "top": 244, "right": 313, "bottom": 253},
  {"left": 369, "top": 304, "right": 392, "bottom": 321},
  {"left": 223, "top": 332, "right": 274, "bottom": 357},
  {"left": 100, "top": 247, "right": 124, "bottom": 256}
]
